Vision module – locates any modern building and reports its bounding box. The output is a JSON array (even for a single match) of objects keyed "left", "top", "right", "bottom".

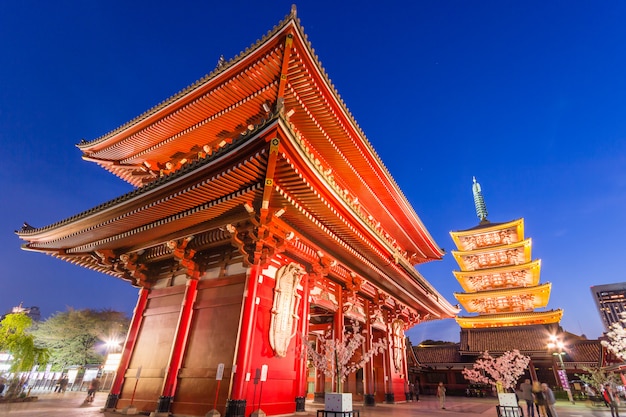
[
  {"left": 591, "top": 283, "right": 626, "bottom": 332},
  {"left": 16, "top": 7, "right": 458, "bottom": 417}
]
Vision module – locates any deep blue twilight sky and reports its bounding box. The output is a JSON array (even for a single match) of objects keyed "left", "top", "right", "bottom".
[{"left": 1, "top": 1, "right": 625, "bottom": 344}]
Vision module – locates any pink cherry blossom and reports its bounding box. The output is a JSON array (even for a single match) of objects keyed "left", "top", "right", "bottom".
[
  {"left": 462, "top": 349, "right": 530, "bottom": 390},
  {"left": 601, "top": 311, "right": 626, "bottom": 360},
  {"left": 302, "top": 320, "right": 386, "bottom": 392}
]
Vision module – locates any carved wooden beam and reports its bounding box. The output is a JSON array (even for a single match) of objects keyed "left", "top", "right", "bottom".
[
  {"left": 119, "top": 252, "right": 150, "bottom": 287},
  {"left": 168, "top": 237, "right": 201, "bottom": 279}
]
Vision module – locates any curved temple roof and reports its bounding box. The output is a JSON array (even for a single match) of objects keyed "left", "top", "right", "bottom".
[
  {"left": 70, "top": 6, "right": 443, "bottom": 265},
  {"left": 16, "top": 7, "right": 459, "bottom": 321}
]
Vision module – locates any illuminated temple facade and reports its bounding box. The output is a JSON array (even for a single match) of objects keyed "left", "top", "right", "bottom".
[
  {"left": 451, "top": 178, "right": 563, "bottom": 329},
  {"left": 16, "top": 7, "right": 458, "bottom": 417}
]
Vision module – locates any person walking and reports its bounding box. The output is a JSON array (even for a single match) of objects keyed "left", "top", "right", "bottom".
[
  {"left": 437, "top": 381, "right": 446, "bottom": 409},
  {"left": 520, "top": 379, "right": 535, "bottom": 417},
  {"left": 603, "top": 383, "right": 620, "bottom": 417},
  {"left": 58, "top": 375, "right": 69, "bottom": 393},
  {"left": 85, "top": 377, "right": 101, "bottom": 403},
  {"left": 413, "top": 382, "right": 420, "bottom": 402},
  {"left": 541, "top": 383, "right": 557, "bottom": 417},
  {"left": 532, "top": 381, "right": 548, "bottom": 417}
]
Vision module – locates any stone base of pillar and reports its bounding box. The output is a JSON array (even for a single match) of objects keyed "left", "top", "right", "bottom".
[
  {"left": 385, "top": 393, "right": 395, "bottom": 404},
  {"left": 205, "top": 409, "right": 221, "bottom": 417},
  {"left": 156, "top": 395, "right": 173, "bottom": 413},
  {"left": 364, "top": 394, "right": 376, "bottom": 406},
  {"left": 120, "top": 405, "right": 139, "bottom": 415},
  {"left": 225, "top": 399, "right": 247, "bottom": 417},
  {"left": 295, "top": 396, "right": 306, "bottom": 412},
  {"left": 104, "top": 393, "right": 119, "bottom": 410}
]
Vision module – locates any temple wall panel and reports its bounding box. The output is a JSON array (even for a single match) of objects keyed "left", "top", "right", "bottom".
[
  {"left": 171, "top": 275, "right": 246, "bottom": 416},
  {"left": 371, "top": 328, "right": 387, "bottom": 402},
  {"left": 234, "top": 260, "right": 307, "bottom": 416},
  {"left": 116, "top": 286, "right": 185, "bottom": 412},
  {"left": 204, "top": 262, "right": 248, "bottom": 279}
]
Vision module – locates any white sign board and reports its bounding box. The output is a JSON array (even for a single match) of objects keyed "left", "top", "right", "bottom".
[
  {"left": 497, "top": 393, "right": 521, "bottom": 417},
  {"left": 260, "top": 364, "right": 268, "bottom": 382},
  {"left": 216, "top": 363, "right": 225, "bottom": 381},
  {"left": 67, "top": 369, "right": 79, "bottom": 383},
  {"left": 498, "top": 392, "right": 519, "bottom": 407},
  {"left": 83, "top": 368, "right": 99, "bottom": 382}
]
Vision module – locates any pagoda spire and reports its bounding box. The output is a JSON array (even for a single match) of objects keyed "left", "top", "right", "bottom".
[{"left": 472, "top": 177, "right": 489, "bottom": 224}]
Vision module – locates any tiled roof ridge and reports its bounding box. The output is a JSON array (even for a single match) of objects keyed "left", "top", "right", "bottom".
[
  {"left": 453, "top": 218, "right": 523, "bottom": 233},
  {"left": 77, "top": 9, "right": 297, "bottom": 150},
  {"left": 17, "top": 115, "right": 278, "bottom": 237},
  {"left": 458, "top": 309, "right": 562, "bottom": 318}
]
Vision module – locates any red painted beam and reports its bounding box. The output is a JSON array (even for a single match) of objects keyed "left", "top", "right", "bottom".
[{"left": 162, "top": 278, "right": 198, "bottom": 397}]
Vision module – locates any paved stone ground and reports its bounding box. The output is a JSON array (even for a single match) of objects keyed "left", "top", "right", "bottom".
[
  {"left": 0, "top": 390, "right": 620, "bottom": 417},
  {"left": 0, "top": 390, "right": 106, "bottom": 417}
]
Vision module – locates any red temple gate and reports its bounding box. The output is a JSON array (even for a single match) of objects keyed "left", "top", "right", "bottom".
[{"left": 17, "top": 7, "right": 458, "bottom": 417}]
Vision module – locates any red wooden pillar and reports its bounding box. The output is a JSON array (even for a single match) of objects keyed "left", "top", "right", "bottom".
[
  {"left": 295, "top": 273, "right": 310, "bottom": 411},
  {"left": 231, "top": 264, "right": 262, "bottom": 400},
  {"left": 333, "top": 285, "right": 343, "bottom": 392},
  {"left": 363, "top": 301, "right": 375, "bottom": 406},
  {"left": 383, "top": 321, "right": 394, "bottom": 403},
  {"left": 402, "top": 327, "right": 410, "bottom": 400},
  {"left": 156, "top": 278, "right": 199, "bottom": 413},
  {"left": 105, "top": 287, "right": 149, "bottom": 410}
]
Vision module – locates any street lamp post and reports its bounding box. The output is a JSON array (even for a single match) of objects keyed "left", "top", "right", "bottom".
[{"left": 547, "top": 335, "right": 574, "bottom": 404}]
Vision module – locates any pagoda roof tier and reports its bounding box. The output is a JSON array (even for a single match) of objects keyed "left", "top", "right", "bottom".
[
  {"left": 456, "top": 309, "right": 563, "bottom": 329},
  {"left": 454, "top": 282, "right": 552, "bottom": 313},
  {"left": 17, "top": 113, "right": 458, "bottom": 320},
  {"left": 453, "top": 260, "right": 541, "bottom": 292},
  {"left": 452, "top": 239, "right": 532, "bottom": 271},
  {"left": 450, "top": 219, "right": 524, "bottom": 251}
]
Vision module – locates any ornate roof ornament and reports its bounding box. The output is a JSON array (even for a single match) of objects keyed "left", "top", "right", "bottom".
[
  {"left": 215, "top": 55, "right": 226, "bottom": 70},
  {"left": 472, "top": 176, "right": 489, "bottom": 224}
]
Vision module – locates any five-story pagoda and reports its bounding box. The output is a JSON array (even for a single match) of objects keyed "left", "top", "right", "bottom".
[{"left": 450, "top": 178, "right": 563, "bottom": 329}]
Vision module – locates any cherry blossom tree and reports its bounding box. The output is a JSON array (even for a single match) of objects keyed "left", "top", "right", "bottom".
[
  {"left": 303, "top": 320, "right": 386, "bottom": 392},
  {"left": 601, "top": 311, "right": 626, "bottom": 360},
  {"left": 462, "top": 349, "right": 531, "bottom": 391}
]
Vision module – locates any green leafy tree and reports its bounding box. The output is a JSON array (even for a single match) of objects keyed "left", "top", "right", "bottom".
[
  {"left": 0, "top": 313, "right": 49, "bottom": 397},
  {"left": 32, "top": 308, "right": 129, "bottom": 370},
  {"left": 576, "top": 365, "right": 620, "bottom": 393}
]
